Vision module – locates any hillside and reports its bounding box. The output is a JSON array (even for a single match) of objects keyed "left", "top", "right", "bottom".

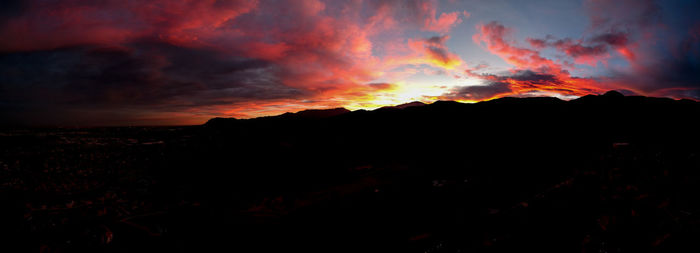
[{"left": 3, "top": 92, "right": 700, "bottom": 252}]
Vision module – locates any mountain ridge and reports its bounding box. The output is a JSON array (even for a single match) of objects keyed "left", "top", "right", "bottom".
[{"left": 205, "top": 91, "right": 698, "bottom": 127}]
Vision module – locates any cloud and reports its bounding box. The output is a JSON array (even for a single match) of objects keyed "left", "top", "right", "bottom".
[
  {"left": 367, "top": 82, "right": 398, "bottom": 90},
  {"left": 584, "top": 0, "right": 661, "bottom": 29},
  {"left": 551, "top": 38, "right": 610, "bottom": 66},
  {"left": 464, "top": 21, "right": 609, "bottom": 101},
  {"left": 3, "top": 0, "right": 697, "bottom": 126},
  {"left": 551, "top": 39, "right": 606, "bottom": 58},
  {"left": 523, "top": 31, "right": 631, "bottom": 67},
  {"left": 473, "top": 21, "right": 563, "bottom": 73},
  {"left": 443, "top": 70, "right": 601, "bottom": 101},
  {"left": 422, "top": 35, "right": 463, "bottom": 68},
  {"left": 510, "top": 0, "right": 700, "bottom": 100},
  {"left": 0, "top": 0, "right": 259, "bottom": 52},
  {"left": 0, "top": 42, "right": 308, "bottom": 125},
  {"left": 0, "top": 0, "right": 473, "bottom": 125},
  {"left": 370, "top": 0, "right": 467, "bottom": 34},
  {"left": 591, "top": 32, "right": 629, "bottom": 47},
  {"left": 463, "top": 63, "right": 490, "bottom": 78},
  {"left": 385, "top": 35, "right": 464, "bottom": 70},
  {"left": 580, "top": 0, "right": 700, "bottom": 98},
  {"left": 471, "top": 0, "right": 700, "bottom": 101},
  {"left": 441, "top": 82, "right": 511, "bottom": 101},
  {"left": 526, "top": 38, "right": 547, "bottom": 49},
  {"left": 424, "top": 11, "right": 464, "bottom": 33}
]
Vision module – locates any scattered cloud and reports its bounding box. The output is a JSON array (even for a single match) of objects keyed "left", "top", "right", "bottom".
[{"left": 0, "top": 0, "right": 470, "bottom": 124}]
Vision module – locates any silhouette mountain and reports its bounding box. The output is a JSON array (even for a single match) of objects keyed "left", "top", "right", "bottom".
[
  {"left": 207, "top": 90, "right": 696, "bottom": 129},
  {"left": 10, "top": 91, "right": 700, "bottom": 253},
  {"left": 205, "top": 108, "right": 351, "bottom": 126},
  {"left": 206, "top": 91, "right": 697, "bottom": 128},
  {"left": 370, "top": 101, "right": 428, "bottom": 113},
  {"left": 395, "top": 101, "right": 426, "bottom": 109},
  {"left": 602, "top": 90, "right": 624, "bottom": 97},
  {"left": 192, "top": 91, "right": 700, "bottom": 252},
  {"left": 280, "top": 107, "right": 350, "bottom": 119},
  {"left": 204, "top": 116, "right": 237, "bottom": 127}
]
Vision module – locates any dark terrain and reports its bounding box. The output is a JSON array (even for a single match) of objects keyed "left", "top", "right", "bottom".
[{"left": 2, "top": 91, "right": 700, "bottom": 252}]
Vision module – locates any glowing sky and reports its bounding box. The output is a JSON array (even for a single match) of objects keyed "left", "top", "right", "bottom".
[{"left": 1, "top": 0, "right": 699, "bottom": 125}]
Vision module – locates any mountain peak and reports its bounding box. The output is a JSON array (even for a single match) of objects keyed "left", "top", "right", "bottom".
[
  {"left": 603, "top": 90, "right": 625, "bottom": 97},
  {"left": 284, "top": 107, "right": 350, "bottom": 119},
  {"left": 395, "top": 101, "right": 427, "bottom": 109},
  {"left": 203, "top": 117, "right": 237, "bottom": 127}
]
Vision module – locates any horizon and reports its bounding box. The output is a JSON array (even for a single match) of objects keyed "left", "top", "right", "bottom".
[
  {"left": 2, "top": 89, "right": 691, "bottom": 128},
  {"left": 2, "top": 0, "right": 699, "bottom": 126}
]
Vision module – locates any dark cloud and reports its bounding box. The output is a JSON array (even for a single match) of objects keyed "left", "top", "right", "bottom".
[
  {"left": 508, "top": 70, "right": 561, "bottom": 85},
  {"left": 555, "top": 40, "right": 608, "bottom": 58},
  {"left": 592, "top": 32, "right": 629, "bottom": 47},
  {"left": 526, "top": 38, "right": 547, "bottom": 49},
  {"left": 442, "top": 82, "right": 512, "bottom": 101},
  {"left": 423, "top": 35, "right": 453, "bottom": 64},
  {"left": 425, "top": 35, "right": 449, "bottom": 45},
  {"left": 585, "top": 0, "right": 662, "bottom": 29},
  {"left": 555, "top": 32, "right": 629, "bottom": 58},
  {"left": 0, "top": 42, "right": 304, "bottom": 125},
  {"left": 443, "top": 70, "right": 574, "bottom": 100},
  {"left": 612, "top": 49, "right": 700, "bottom": 98},
  {"left": 516, "top": 0, "right": 697, "bottom": 101},
  {"left": 367, "top": 82, "right": 397, "bottom": 90},
  {"left": 418, "top": 35, "right": 461, "bottom": 67},
  {"left": 370, "top": 0, "right": 435, "bottom": 26},
  {"left": 0, "top": 0, "right": 25, "bottom": 22},
  {"left": 527, "top": 33, "right": 627, "bottom": 61},
  {"left": 425, "top": 46, "right": 453, "bottom": 64},
  {"left": 581, "top": 0, "right": 700, "bottom": 99},
  {"left": 473, "top": 63, "right": 489, "bottom": 70},
  {"left": 0, "top": 0, "right": 259, "bottom": 52},
  {"left": 440, "top": 65, "right": 601, "bottom": 101},
  {"left": 4, "top": 0, "right": 443, "bottom": 124},
  {"left": 468, "top": 1, "right": 700, "bottom": 101}
]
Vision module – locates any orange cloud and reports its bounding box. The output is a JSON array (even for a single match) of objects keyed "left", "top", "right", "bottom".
[
  {"left": 473, "top": 22, "right": 564, "bottom": 73},
  {"left": 0, "top": 0, "right": 470, "bottom": 125},
  {"left": 456, "top": 22, "right": 610, "bottom": 101},
  {"left": 424, "top": 11, "right": 464, "bottom": 34},
  {"left": 384, "top": 35, "right": 463, "bottom": 71},
  {"left": 0, "top": 0, "right": 260, "bottom": 52}
]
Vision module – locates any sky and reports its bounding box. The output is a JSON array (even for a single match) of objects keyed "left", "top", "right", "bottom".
[{"left": 1, "top": 0, "right": 699, "bottom": 126}]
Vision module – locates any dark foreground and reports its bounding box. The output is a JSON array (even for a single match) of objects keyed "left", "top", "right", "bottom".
[{"left": 2, "top": 92, "right": 700, "bottom": 252}]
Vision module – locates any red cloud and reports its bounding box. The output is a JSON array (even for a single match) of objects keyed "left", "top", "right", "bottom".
[
  {"left": 0, "top": 0, "right": 259, "bottom": 52},
  {"left": 424, "top": 11, "right": 464, "bottom": 33},
  {"left": 526, "top": 38, "right": 547, "bottom": 49},
  {"left": 473, "top": 22, "right": 564, "bottom": 73},
  {"left": 552, "top": 39, "right": 610, "bottom": 66},
  {"left": 1, "top": 0, "right": 476, "bottom": 123},
  {"left": 419, "top": 35, "right": 463, "bottom": 69},
  {"left": 385, "top": 0, "right": 466, "bottom": 34},
  {"left": 382, "top": 34, "right": 464, "bottom": 71},
  {"left": 463, "top": 21, "right": 609, "bottom": 101},
  {"left": 445, "top": 69, "right": 604, "bottom": 102}
]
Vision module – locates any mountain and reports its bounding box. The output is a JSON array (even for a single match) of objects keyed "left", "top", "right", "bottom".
[
  {"left": 206, "top": 102, "right": 427, "bottom": 127},
  {"left": 204, "top": 117, "right": 237, "bottom": 127},
  {"left": 378, "top": 101, "right": 429, "bottom": 109},
  {"left": 207, "top": 90, "right": 696, "bottom": 128},
  {"left": 394, "top": 101, "right": 427, "bottom": 109},
  {"left": 206, "top": 90, "right": 698, "bottom": 128},
  {"left": 191, "top": 91, "right": 700, "bottom": 252},
  {"left": 602, "top": 90, "right": 625, "bottom": 97},
  {"left": 204, "top": 107, "right": 350, "bottom": 127},
  {"left": 19, "top": 91, "right": 698, "bottom": 252},
  {"left": 280, "top": 107, "right": 350, "bottom": 119}
]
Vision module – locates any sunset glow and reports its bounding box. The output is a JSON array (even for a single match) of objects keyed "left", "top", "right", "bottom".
[{"left": 1, "top": 0, "right": 699, "bottom": 125}]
